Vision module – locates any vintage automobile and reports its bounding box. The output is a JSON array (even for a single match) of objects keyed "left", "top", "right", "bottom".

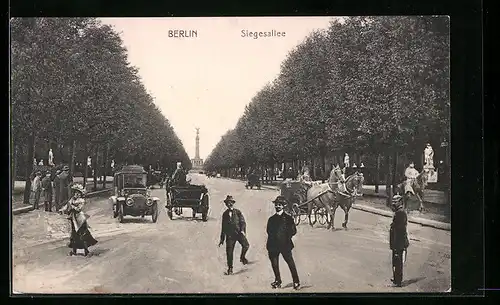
[
  {"left": 245, "top": 173, "right": 261, "bottom": 190},
  {"left": 165, "top": 178, "right": 209, "bottom": 222},
  {"left": 109, "top": 165, "right": 160, "bottom": 223}
]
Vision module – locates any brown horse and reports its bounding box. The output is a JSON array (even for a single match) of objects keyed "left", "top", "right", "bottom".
[
  {"left": 396, "top": 169, "right": 429, "bottom": 212},
  {"left": 305, "top": 172, "right": 364, "bottom": 230}
]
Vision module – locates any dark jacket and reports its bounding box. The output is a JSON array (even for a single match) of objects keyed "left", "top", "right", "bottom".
[
  {"left": 41, "top": 176, "right": 52, "bottom": 201},
  {"left": 220, "top": 208, "right": 246, "bottom": 242},
  {"left": 266, "top": 212, "right": 297, "bottom": 252},
  {"left": 172, "top": 168, "right": 187, "bottom": 185},
  {"left": 390, "top": 208, "right": 409, "bottom": 251}
]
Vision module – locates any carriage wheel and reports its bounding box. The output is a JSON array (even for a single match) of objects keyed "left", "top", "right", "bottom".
[{"left": 316, "top": 207, "right": 328, "bottom": 225}]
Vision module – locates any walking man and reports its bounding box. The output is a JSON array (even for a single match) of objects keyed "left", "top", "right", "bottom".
[
  {"left": 41, "top": 172, "right": 53, "bottom": 212},
  {"left": 266, "top": 195, "right": 300, "bottom": 290},
  {"left": 53, "top": 170, "right": 61, "bottom": 211},
  {"left": 389, "top": 194, "right": 410, "bottom": 287},
  {"left": 219, "top": 195, "right": 249, "bottom": 275},
  {"left": 32, "top": 171, "right": 42, "bottom": 209}
]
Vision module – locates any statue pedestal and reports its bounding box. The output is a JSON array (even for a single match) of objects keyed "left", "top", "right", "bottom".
[
  {"left": 423, "top": 164, "right": 435, "bottom": 171},
  {"left": 424, "top": 165, "right": 437, "bottom": 183}
]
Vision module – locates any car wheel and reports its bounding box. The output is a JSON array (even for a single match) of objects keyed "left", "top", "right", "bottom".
[
  {"left": 152, "top": 203, "right": 158, "bottom": 223},
  {"left": 118, "top": 204, "right": 124, "bottom": 223}
]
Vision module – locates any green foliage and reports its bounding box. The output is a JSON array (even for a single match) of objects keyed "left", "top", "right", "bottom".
[
  {"left": 11, "top": 17, "right": 190, "bottom": 171},
  {"left": 205, "top": 16, "right": 450, "bottom": 171}
]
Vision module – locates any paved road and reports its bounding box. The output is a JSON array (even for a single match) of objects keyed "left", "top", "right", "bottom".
[{"left": 12, "top": 174, "right": 451, "bottom": 294}]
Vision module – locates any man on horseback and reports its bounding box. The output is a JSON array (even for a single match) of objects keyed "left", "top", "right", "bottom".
[
  {"left": 299, "top": 166, "right": 312, "bottom": 185},
  {"left": 403, "top": 162, "right": 419, "bottom": 195}
]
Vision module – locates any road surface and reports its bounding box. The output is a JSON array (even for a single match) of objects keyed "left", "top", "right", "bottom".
[{"left": 12, "top": 174, "right": 451, "bottom": 293}]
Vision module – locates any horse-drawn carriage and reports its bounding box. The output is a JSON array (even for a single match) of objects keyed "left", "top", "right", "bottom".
[
  {"left": 245, "top": 173, "right": 261, "bottom": 190},
  {"left": 109, "top": 165, "right": 160, "bottom": 223},
  {"left": 278, "top": 170, "right": 365, "bottom": 230},
  {"left": 279, "top": 181, "right": 329, "bottom": 226},
  {"left": 165, "top": 181, "right": 209, "bottom": 222}
]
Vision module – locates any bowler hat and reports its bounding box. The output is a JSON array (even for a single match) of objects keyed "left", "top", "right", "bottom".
[
  {"left": 224, "top": 195, "right": 235, "bottom": 204},
  {"left": 272, "top": 196, "right": 287, "bottom": 205}
]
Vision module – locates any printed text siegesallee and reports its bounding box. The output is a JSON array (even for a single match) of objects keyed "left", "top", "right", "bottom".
[{"left": 241, "top": 30, "right": 286, "bottom": 39}]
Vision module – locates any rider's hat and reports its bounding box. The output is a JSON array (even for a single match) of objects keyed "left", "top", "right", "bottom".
[
  {"left": 224, "top": 195, "right": 235, "bottom": 204},
  {"left": 272, "top": 196, "right": 287, "bottom": 205},
  {"left": 70, "top": 183, "right": 86, "bottom": 195}
]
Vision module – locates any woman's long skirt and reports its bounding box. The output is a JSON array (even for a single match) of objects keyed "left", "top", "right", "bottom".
[{"left": 68, "top": 220, "right": 98, "bottom": 249}]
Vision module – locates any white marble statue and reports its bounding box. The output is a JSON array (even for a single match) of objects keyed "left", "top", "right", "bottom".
[
  {"left": 48, "top": 149, "right": 54, "bottom": 166},
  {"left": 424, "top": 143, "right": 434, "bottom": 168},
  {"left": 344, "top": 153, "right": 350, "bottom": 168}
]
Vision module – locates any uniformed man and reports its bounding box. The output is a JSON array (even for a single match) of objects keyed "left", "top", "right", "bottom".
[{"left": 389, "top": 194, "right": 410, "bottom": 287}]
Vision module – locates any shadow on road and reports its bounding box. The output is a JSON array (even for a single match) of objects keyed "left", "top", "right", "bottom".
[
  {"left": 233, "top": 268, "right": 248, "bottom": 275},
  {"left": 282, "top": 283, "right": 313, "bottom": 290},
  {"left": 120, "top": 218, "right": 153, "bottom": 224},
  {"left": 402, "top": 277, "right": 426, "bottom": 287},
  {"left": 90, "top": 248, "right": 111, "bottom": 257}
]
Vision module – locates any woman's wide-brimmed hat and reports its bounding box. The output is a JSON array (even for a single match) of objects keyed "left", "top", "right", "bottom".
[
  {"left": 272, "top": 196, "right": 288, "bottom": 205},
  {"left": 224, "top": 195, "right": 235, "bottom": 204},
  {"left": 71, "top": 183, "right": 86, "bottom": 195}
]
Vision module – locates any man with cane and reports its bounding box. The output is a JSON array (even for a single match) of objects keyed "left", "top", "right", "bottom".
[{"left": 390, "top": 194, "right": 410, "bottom": 287}]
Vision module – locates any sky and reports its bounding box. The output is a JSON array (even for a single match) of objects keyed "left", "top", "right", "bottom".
[{"left": 100, "top": 17, "right": 337, "bottom": 160}]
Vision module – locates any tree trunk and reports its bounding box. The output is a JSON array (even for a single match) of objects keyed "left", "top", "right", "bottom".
[
  {"left": 102, "top": 143, "right": 109, "bottom": 189},
  {"left": 69, "top": 139, "right": 76, "bottom": 178},
  {"left": 23, "top": 134, "right": 36, "bottom": 204},
  {"left": 385, "top": 152, "right": 392, "bottom": 206},
  {"left": 12, "top": 144, "right": 18, "bottom": 192},
  {"left": 375, "top": 153, "right": 381, "bottom": 193},
  {"left": 93, "top": 145, "right": 99, "bottom": 191},
  {"left": 391, "top": 150, "right": 399, "bottom": 192}
]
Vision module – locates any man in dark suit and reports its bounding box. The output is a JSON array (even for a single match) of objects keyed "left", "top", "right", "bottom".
[
  {"left": 266, "top": 195, "right": 300, "bottom": 290},
  {"left": 390, "top": 194, "right": 410, "bottom": 287},
  {"left": 219, "top": 195, "right": 249, "bottom": 275}
]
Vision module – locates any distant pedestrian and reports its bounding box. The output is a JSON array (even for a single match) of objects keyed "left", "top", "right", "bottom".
[
  {"left": 218, "top": 195, "right": 249, "bottom": 275},
  {"left": 53, "top": 170, "right": 61, "bottom": 211},
  {"left": 58, "top": 166, "right": 72, "bottom": 211},
  {"left": 389, "top": 195, "right": 410, "bottom": 287},
  {"left": 266, "top": 195, "right": 300, "bottom": 290},
  {"left": 32, "top": 171, "right": 42, "bottom": 209},
  {"left": 41, "top": 172, "right": 53, "bottom": 212}
]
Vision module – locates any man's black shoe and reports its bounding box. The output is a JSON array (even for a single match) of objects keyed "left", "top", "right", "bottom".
[
  {"left": 225, "top": 268, "right": 233, "bottom": 275},
  {"left": 293, "top": 282, "right": 301, "bottom": 290},
  {"left": 240, "top": 258, "right": 249, "bottom": 265},
  {"left": 271, "top": 281, "right": 282, "bottom": 289}
]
